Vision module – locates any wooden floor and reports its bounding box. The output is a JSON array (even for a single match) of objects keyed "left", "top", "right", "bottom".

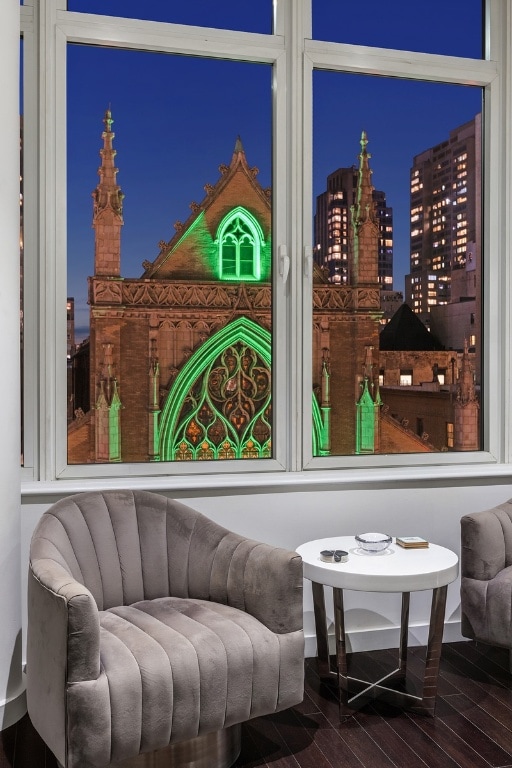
[{"left": 4, "top": 641, "right": 512, "bottom": 768}]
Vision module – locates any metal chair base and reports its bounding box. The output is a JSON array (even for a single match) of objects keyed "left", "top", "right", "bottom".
[{"left": 58, "top": 724, "right": 242, "bottom": 768}]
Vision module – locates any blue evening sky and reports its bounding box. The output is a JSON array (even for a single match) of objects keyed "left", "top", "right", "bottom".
[{"left": 66, "top": 1, "right": 482, "bottom": 338}]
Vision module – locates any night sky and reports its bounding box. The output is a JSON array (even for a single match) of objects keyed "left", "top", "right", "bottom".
[{"left": 66, "top": 1, "right": 482, "bottom": 338}]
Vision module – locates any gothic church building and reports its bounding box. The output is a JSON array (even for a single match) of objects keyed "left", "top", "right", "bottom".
[{"left": 68, "top": 111, "right": 461, "bottom": 465}]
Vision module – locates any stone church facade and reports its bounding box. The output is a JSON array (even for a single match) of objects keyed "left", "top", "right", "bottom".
[{"left": 67, "top": 111, "right": 477, "bottom": 465}]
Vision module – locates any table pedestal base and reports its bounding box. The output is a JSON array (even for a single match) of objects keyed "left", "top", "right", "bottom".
[{"left": 312, "top": 581, "right": 448, "bottom": 719}]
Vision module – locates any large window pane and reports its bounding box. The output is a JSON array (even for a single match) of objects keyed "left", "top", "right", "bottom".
[
  {"left": 66, "top": 1, "right": 273, "bottom": 34},
  {"left": 313, "top": 0, "right": 484, "bottom": 59},
  {"left": 312, "top": 71, "right": 482, "bottom": 457},
  {"left": 67, "top": 46, "right": 272, "bottom": 464}
]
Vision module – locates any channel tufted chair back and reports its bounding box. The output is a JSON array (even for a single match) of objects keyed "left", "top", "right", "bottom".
[{"left": 27, "top": 490, "right": 304, "bottom": 768}]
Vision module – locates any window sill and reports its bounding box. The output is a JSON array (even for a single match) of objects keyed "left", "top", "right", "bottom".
[{"left": 21, "top": 461, "right": 512, "bottom": 501}]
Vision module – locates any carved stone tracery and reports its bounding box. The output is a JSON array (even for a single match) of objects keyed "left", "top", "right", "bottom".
[{"left": 92, "top": 279, "right": 272, "bottom": 311}]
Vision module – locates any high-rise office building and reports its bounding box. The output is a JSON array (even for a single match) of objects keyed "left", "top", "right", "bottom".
[
  {"left": 314, "top": 164, "right": 393, "bottom": 288},
  {"left": 405, "top": 114, "right": 481, "bottom": 327}
]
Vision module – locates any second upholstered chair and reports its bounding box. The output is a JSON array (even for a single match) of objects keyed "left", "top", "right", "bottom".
[
  {"left": 27, "top": 490, "right": 304, "bottom": 768},
  {"left": 461, "top": 499, "right": 512, "bottom": 667}
]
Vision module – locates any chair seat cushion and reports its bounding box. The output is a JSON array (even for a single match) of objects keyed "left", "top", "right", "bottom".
[{"left": 77, "top": 597, "right": 290, "bottom": 763}]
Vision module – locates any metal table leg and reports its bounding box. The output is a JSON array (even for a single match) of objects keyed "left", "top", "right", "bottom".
[
  {"left": 311, "top": 581, "right": 448, "bottom": 718},
  {"left": 312, "top": 581, "right": 332, "bottom": 678},
  {"left": 398, "top": 591, "right": 410, "bottom": 675},
  {"left": 419, "top": 584, "right": 448, "bottom": 716}
]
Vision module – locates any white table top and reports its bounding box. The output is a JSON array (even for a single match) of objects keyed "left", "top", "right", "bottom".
[{"left": 296, "top": 536, "right": 459, "bottom": 592}]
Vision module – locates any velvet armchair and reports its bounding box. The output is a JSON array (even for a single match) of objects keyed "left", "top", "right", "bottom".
[
  {"left": 27, "top": 490, "right": 304, "bottom": 768},
  {"left": 460, "top": 499, "right": 512, "bottom": 665}
]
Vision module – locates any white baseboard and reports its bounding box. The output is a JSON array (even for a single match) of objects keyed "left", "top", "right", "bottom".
[{"left": 304, "top": 619, "right": 464, "bottom": 658}]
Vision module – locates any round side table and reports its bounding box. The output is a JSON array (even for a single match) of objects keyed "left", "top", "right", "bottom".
[{"left": 296, "top": 536, "right": 459, "bottom": 718}]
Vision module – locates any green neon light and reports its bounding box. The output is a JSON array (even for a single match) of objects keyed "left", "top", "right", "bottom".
[
  {"left": 168, "top": 347, "right": 271, "bottom": 460},
  {"left": 167, "top": 341, "right": 272, "bottom": 459},
  {"left": 216, "top": 206, "right": 265, "bottom": 282},
  {"left": 152, "top": 211, "right": 219, "bottom": 275},
  {"left": 312, "top": 396, "right": 331, "bottom": 457},
  {"left": 108, "top": 394, "right": 122, "bottom": 462},
  {"left": 356, "top": 378, "right": 376, "bottom": 455},
  {"left": 169, "top": 210, "right": 205, "bottom": 254},
  {"left": 150, "top": 411, "right": 160, "bottom": 461},
  {"left": 159, "top": 316, "right": 272, "bottom": 461}
]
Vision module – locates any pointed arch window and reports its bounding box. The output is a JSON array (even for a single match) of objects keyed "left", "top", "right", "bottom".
[
  {"left": 217, "top": 207, "right": 264, "bottom": 281},
  {"left": 159, "top": 317, "right": 271, "bottom": 461}
]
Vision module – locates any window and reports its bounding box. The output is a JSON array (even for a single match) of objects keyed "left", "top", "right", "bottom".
[
  {"left": 65, "top": 42, "right": 273, "bottom": 468},
  {"left": 312, "top": 71, "right": 482, "bottom": 459},
  {"left": 218, "top": 208, "right": 264, "bottom": 281},
  {"left": 312, "top": 0, "right": 483, "bottom": 58},
  {"left": 447, "top": 422, "right": 454, "bottom": 449},
  {"left": 65, "top": 0, "right": 272, "bottom": 32},
  {"left": 159, "top": 317, "right": 271, "bottom": 460},
  {"left": 21, "top": 0, "right": 510, "bottom": 483},
  {"left": 400, "top": 371, "right": 413, "bottom": 387}
]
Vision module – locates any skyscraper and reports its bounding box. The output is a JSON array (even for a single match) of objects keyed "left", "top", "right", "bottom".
[
  {"left": 405, "top": 114, "right": 481, "bottom": 327},
  {"left": 314, "top": 163, "right": 393, "bottom": 289}
]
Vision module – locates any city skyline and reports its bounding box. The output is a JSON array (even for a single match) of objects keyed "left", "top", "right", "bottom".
[{"left": 66, "top": 3, "right": 483, "bottom": 339}]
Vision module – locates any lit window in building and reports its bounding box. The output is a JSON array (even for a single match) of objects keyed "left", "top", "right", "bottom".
[{"left": 400, "top": 370, "right": 413, "bottom": 386}]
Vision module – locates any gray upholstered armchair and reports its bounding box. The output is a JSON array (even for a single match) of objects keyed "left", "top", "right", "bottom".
[
  {"left": 27, "top": 490, "right": 304, "bottom": 768},
  {"left": 460, "top": 499, "right": 512, "bottom": 664}
]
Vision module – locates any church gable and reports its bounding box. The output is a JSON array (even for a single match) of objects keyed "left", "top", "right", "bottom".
[{"left": 143, "top": 138, "right": 271, "bottom": 281}]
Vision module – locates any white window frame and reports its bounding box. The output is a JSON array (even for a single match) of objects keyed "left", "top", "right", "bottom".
[
  {"left": 20, "top": 2, "right": 38, "bottom": 481},
  {"left": 30, "top": 0, "right": 291, "bottom": 481},
  {"left": 20, "top": 0, "right": 512, "bottom": 487},
  {"left": 301, "top": 0, "right": 509, "bottom": 473}
]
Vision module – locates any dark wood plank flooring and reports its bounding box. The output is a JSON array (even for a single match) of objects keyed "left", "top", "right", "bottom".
[{"left": 3, "top": 641, "right": 512, "bottom": 768}]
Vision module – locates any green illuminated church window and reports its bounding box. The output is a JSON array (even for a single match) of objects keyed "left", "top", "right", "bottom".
[
  {"left": 159, "top": 317, "right": 271, "bottom": 461},
  {"left": 217, "top": 207, "right": 263, "bottom": 281}
]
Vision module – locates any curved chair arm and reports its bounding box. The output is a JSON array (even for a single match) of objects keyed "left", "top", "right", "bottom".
[
  {"left": 227, "top": 540, "right": 303, "bottom": 635},
  {"left": 186, "top": 517, "right": 303, "bottom": 635},
  {"left": 27, "top": 559, "right": 101, "bottom": 768},
  {"left": 28, "top": 558, "right": 100, "bottom": 683},
  {"left": 461, "top": 508, "right": 510, "bottom": 581}
]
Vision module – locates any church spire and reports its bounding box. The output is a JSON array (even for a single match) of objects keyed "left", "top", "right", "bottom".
[
  {"left": 457, "top": 339, "right": 477, "bottom": 406},
  {"left": 92, "top": 108, "right": 124, "bottom": 276},
  {"left": 355, "top": 131, "right": 375, "bottom": 219},
  {"left": 453, "top": 340, "right": 479, "bottom": 450},
  {"left": 350, "top": 131, "right": 379, "bottom": 286}
]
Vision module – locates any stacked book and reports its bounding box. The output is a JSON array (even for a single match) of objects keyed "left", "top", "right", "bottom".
[{"left": 396, "top": 536, "right": 429, "bottom": 549}]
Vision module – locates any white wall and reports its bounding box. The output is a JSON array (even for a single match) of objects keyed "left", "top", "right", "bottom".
[
  {"left": 1, "top": 0, "right": 24, "bottom": 731},
  {"left": 22, "top": 476, "right": 512, "bottom": 660}
]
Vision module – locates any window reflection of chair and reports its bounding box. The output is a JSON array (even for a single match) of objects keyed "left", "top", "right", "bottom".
[{"left": 27, "top": 490, "right": 304, "bottom": 768}]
